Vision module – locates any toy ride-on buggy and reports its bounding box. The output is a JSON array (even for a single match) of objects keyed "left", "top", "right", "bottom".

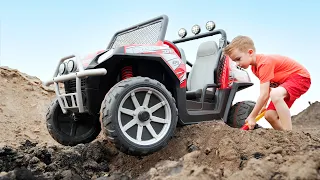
[{"left": 43, "top": 15, "right": 258, "bottom": 156}]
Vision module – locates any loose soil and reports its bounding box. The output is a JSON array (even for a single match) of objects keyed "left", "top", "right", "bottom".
[
  {"left": 0, "top": 66, "right": 58, "bottom": 148},
  {"left": 0, "top": 66, "right": 319, "bottom": 179}
]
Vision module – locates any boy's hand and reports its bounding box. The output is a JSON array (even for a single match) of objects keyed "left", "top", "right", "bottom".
[{"left": 245, "top": 116, "right": 256, "bottom": 130}]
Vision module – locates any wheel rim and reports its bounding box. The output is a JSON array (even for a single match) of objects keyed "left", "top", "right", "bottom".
[
  {"left": 118, "top": 86, "right": 172, "bottom": 146},
  {"left": 54, "top": 108, "right": 97, "bottom": 138}
]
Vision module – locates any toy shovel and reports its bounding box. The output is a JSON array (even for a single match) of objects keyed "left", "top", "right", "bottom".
[{"left": 240, "top": 110, "right": 266, "bottom": 130}]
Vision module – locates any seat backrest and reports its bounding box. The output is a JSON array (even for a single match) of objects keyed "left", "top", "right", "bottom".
[
  {"left": 187, "top": 41, "right": 220, "bottom": 91},
  {"left": 178, "top": 48, "right": 187, "bottom": 64}
]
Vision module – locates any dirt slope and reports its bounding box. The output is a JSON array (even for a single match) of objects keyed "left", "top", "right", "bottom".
[
  {"left": 292, "top": 101, "right": 320, "bottom": 129},
  {"left": 0, "top": 67, "right": 60, "bottom": 148},
  {"left": 0, "top": 67, "right": 319, "bottom": 179}
]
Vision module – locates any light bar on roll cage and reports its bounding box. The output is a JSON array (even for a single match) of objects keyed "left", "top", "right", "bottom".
[{"left": 43, "top": 54, "right": 107, "bottom": 114}]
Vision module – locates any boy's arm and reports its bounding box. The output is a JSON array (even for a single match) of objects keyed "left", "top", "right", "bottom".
[
  {"left": 248, "top": 82, "right": 270, "bottom": 118},
  {"left": 259, "top": 97, "right": 269, "bottom": 113},
  {"left": 250, "top": 58, "right": 274, "bottom": 118},
  {"left": 259, "top": 87, "right": 271, "bottom": 113}
]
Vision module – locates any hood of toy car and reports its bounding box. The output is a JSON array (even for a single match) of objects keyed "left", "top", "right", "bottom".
[{"left": 81, "top": 49, "right": 106, "bottom": 69}]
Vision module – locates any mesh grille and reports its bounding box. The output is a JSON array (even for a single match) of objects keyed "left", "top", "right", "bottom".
[
  {"left": 64, "top": 79, "right": 86, "bottom": 93},
  {"left": 217, "top": 55, "right": 226, "bottom": 83},
  {"left": 110, "top": 21, "right": 163, "bottom": 48}
]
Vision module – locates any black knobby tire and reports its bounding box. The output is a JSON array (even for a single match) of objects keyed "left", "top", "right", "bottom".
[
  {"left": 100, "top": 77, "right": 178, "bottom": 156},
  {"left": 226, "top": 100, "right": 261, "bottom": 129},
  {"left": 46, "top": 99, "right": 101, "bottom": 146}
]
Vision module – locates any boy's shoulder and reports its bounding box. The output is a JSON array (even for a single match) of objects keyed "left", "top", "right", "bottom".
[
  {"left": 256, "top": 54, "right": 287, "bottom": 64},
  {"left": 252, "top": 53, "right": 310, "bottom": 82},
  {"left": 255, "top": 53, "right": 303, "bottom": 69},
  {"left": 251, "top": 54, "right": 281, "bottom": 76}
]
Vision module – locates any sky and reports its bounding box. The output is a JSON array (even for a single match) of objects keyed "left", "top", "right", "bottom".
[{"left": 1, "top": 0, "right": 319, "bottom": 127}]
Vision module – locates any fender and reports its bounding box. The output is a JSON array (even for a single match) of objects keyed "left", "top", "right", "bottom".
[
  {"left": 88, "top": 43, "right": 187, "bottom": 88},
  {"left": 222, "top": 82, "right": 253, "bottom": 123}
]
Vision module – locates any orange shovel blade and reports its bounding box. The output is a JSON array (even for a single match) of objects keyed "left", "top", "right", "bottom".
[{"left": 240, "top": 110, "right": 266, "bottom": 130}]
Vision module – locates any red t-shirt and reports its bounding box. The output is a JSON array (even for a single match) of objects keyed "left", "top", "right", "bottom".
[{"left": 251, "top": 54, "right": 310, "bottom": 85}]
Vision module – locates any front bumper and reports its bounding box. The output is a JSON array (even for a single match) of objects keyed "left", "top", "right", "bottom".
[{"left": 43, "top": 55, "right": 107, "bottom": 114}]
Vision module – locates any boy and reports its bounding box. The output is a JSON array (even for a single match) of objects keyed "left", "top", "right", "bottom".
[{"left": 223, "top": 35, "right": 311, "bottom": 130}]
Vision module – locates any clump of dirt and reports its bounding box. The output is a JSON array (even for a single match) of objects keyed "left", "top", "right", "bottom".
[{"left": 0, "top": 140, "right": 118, "bottom": 179}]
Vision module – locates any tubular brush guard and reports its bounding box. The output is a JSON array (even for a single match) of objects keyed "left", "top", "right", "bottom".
[{"left": 43, "top": 55, "right": 107, "bottom": 114}]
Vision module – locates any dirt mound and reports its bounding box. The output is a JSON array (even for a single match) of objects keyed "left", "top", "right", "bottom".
[
  {"left": 0, "top": 67, "right": 59, "bottom": 148},
  {"left": 0, "top": 66, "right": 320, "bottom": 179},
  {"left": 138, "top": 149, "right": 320, "bottom": 180},
  {"left": 111, "top": 120, "right": 320, "bottom": 179},
  {"left": 292, "top": 101, "right": 320, "bottom": 128},
  {"left": 1, "top": 121, "right": 319, "bottom": 179},
  {"left": 291, "top": 101, "right": 320, "bottom": 143}
]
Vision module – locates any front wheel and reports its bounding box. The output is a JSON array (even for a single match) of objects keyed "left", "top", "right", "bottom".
[
  {"left": 226, "top": 100, "right": 262, "bottom": 129},
  {"left": 46, "top": 99, "right": 101, "bottom": 146},
  {"left": 100, "top": 77, "right": 178, "bottom": 156}
]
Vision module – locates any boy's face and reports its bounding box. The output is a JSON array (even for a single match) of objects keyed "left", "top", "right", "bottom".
[{"left": 228, "top": 48, "right": 254, "bottom": 69}]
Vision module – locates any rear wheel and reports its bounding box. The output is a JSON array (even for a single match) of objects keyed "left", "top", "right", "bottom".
[
  {"left": 226, "top": 100, "right": 262, "bottom": 129},
  {"left": 100, "top": 77, "right": 178, "bottom": 156},
  {"left": 46, "top": 99, "right": 101, "bottom": 146}
]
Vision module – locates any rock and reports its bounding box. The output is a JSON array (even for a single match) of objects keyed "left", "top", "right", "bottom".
[
  {"left": 61, "top": 170, "right": 82, "bottom": 180},
  {"left": 83, "top": 160, "right": 100, "bottom": 171},
  {"left": 271, "top": 147, "right": 283, "bottom": 154},
  {"left": 46, "top": 163, "right": 58, "bottom": 171},
  {"left": 187, "top": 144, "right": 199, "bottom": 152},
  {"left": 29, "top": 156, "right": 40, "bottom": 164},
  {"left": 0, "top": 167, "right": 38, "bottom": 180},
  {"left": 0, "top": 172, "right": 8, "bottom": 176},
  {"left": 96, "top": 173, "right": 130, "bottom": 180}
]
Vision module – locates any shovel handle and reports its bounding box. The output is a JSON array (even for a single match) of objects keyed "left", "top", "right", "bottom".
[{"left": 240, "top": 110, "right": 266, "bottom": 130}]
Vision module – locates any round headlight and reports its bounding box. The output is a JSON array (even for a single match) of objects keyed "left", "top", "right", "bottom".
[
  {"left": 58, "top": 63, "right": 66, "bottom": 75},
  {"left": 178, "top": 28, "right": 187, "bottom": 38},
  {"left": 191, "top": 25, "right": 201, "bottom": 35},
  {"left": 206, "top": 21, "right": 216, "bottom": 31},
  {"left": 67, "top": 60, "right": 75, "bottom": 72}
]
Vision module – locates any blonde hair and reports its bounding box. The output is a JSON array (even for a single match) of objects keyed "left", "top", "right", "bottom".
[{"left": 223, "top": 35, "right": 256, "bottom": 55}]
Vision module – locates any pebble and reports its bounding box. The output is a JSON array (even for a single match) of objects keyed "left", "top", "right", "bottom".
[{"left": 271, "top": 147, "right": 283, "bottom": 154}]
